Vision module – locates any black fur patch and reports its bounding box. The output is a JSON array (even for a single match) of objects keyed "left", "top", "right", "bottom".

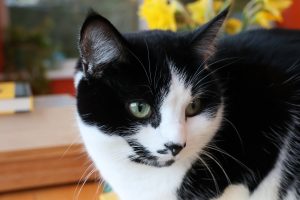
[
  {"left": 127, "top": 139, "right": 174, "bottom": 167},
  {"left": 76, "top": 12, "right": 300, "bottom": 200},
  {"left": 178, "top": 29, "right": 300, "bottom": 199}
]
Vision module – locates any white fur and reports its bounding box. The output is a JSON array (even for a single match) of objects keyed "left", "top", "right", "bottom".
[
  {"left": 131, "top": 71, "right": 191, "bottom": 162},
  {"left": 77, "top": 120, "right": 189, "bottom": 200},
  {"left": 249, "top": 166, "right": 281, "bottom": 200},
  {"left": 284, "top": 189, "right": 297, "bottom": 200},
  {"left": 215, "top": 129, "right": 299, "bottom": 200},
  {"left": 81, "top": 29, "right": 120, "bottom": 69},
  {"left": 217, "top": 130, "right": 289, "bottom": 200},
  {"left": 131, "top": 70, "right": 222, "bottom": 163},
  {"left": 75, "top": 66, "right": 225, "bottom": 200},
  {"left": 211, "top": 165, "right": 282, "bottom": 200},
  {"left": 74, "top": 71, "right": 83, "bottom": 88},
  {"left": 213, "top": 185, "right": 250, "bottom": 200},
  {"left": 90, "top": 32, "right": 120, "bottom": 65},
  {"left": 75, "top": 62, "right": 291, "bottom": 200}
]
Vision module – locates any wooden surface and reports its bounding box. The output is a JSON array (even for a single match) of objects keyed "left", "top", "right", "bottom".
[
  {"left": 0, "top": 182, "right": 102, "bottom": 200},
  {"left": 0, "top": 95, "right": 80, "bottom": 152},
  {"left": 0, "top": 95, "right": 98, "bottom": 192}
]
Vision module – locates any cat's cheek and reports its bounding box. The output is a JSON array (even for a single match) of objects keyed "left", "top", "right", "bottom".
[
  {"left": 185, "top": 106, "right": 224, "bottom": 155},
  {"left": 75, "top": 114, "right": 133, "bottom": 165}
]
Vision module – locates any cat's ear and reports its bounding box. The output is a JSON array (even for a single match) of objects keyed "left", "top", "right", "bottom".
[
  {"left": 190, "top": 7, "right": 230, "bottom": 60},
  {"left": 79, "top": 11, "right": 127, "bottom": 76}
]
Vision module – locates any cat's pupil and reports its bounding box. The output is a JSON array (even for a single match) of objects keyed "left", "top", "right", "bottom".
[
  {"left": 138, "top": 104, "right": 144, "bottom": 112},
  {"left": 191, "top": 102, "right": 196, "bottom": 109}
]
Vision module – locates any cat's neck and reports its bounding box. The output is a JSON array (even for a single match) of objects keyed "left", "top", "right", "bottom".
[{"left": 77, "top": 117, "right": 192, "bottom": 200}]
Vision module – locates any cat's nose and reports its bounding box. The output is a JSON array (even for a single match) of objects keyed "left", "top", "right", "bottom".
[{"left": 165, "top": 143, "right": 185, "bottom": 156}]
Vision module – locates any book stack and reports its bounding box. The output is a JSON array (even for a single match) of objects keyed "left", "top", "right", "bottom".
[{"left": 0, "top": 82, "right": 33, "bottom": 114}]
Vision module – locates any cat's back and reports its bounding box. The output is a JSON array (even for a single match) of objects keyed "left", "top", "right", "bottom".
[
  {"left": 216, "top": 29, "right": 300, "bottom": 69},
  {"left": 212, "top": 29, "right": 300, "bottom": 200}
]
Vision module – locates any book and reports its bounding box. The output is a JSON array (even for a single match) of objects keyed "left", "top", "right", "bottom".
[{"left": 0, "top": 82, "right": 33, "bottom": 114}]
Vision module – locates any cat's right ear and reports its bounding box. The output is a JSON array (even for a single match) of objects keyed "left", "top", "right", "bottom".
[
  {"left": 189, "top": 7, "right": 230, "bottom": 60},
  {"left": 79, "top": 12, "right": 126, "bottom": 77}
]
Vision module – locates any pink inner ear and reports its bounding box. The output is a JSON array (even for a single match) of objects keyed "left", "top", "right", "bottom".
[
  {"left": 80, "top": 21, "right": 120, "bottom": 64},
  {"left": 79, "top": 12, "right": 127, "bottom": 73}
]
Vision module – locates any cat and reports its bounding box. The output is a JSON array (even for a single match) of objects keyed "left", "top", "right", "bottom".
[{"left": 75, "top": 8, "right": 300, "bottom": 200}]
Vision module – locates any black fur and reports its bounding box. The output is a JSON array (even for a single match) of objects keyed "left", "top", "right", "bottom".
[
  {"left": 76, "top": 11, "right": 300, "bottom": 200},
  {"left": 178, "top": 29, "right": 300, "bottom": 199},
  {"left": 127, "top": 139, "right": 175, "bottom": 167}
]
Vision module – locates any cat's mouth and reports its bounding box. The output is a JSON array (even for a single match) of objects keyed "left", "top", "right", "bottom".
[
  {"left": 126, "top": 139, "right": 175, "bottom": 167},
  {"left": 128, "top": 154, "right": 175, "bottom": 167}
]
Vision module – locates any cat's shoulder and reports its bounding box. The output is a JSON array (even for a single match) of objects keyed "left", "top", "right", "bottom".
[{"left": 219, "top": 29, "right": 300, "bottom": 55}]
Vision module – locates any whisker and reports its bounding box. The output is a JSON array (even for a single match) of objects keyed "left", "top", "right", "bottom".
[
  {"left": 75, "top": 168, "right": 98, "bottom": 200},
  {"left": 144, "top": 39, "right": 152, "bottom": 85},
  {"left": 60, "top": 135, "right": 81, "bottom": 159},
  {"left": 205, "top": 145, "right": 256, "bottom": 181},
  {"left": 202, "top": 151, "right": 231, "bottom": 185},
  {"left": 222, "top": 117, "right": 244, "bottom": 152},
  {"left": 73, "top": 163, "right": 95, "bottom": 200},
  {"left": 197, "top": 155, "right": 220, "bottom": 194},
  {"left": 195, "top": 58, "right": 241, "bottom": 87},
  {"left": 125, "top": 47, "right": 153, "bottom": 95},
  {"left": 189, "top": 57, "right": 239, "bottom": 86}
]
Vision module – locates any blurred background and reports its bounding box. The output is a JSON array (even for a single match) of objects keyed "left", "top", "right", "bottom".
[
  {"left": 0, "top": 0, "right": 299, "bottom": 200},
  {"left": 0, "top": 0, "right": 138, "bottom": 96},
  {"left": 0, "top": 0, "right": 299, "bottom": 96}
]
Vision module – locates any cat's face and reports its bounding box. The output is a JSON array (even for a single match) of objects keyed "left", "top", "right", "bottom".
[{"left": 76, "top": 11, "right": 227, "bottom": 167}]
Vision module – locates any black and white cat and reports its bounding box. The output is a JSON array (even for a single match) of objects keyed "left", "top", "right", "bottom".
[{"left": 75, "top": 8, "right": 300, "bottom": 200}]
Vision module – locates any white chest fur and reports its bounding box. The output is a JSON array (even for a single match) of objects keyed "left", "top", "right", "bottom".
[
  {"left": 77, "top": 115, "right": 285, "bottom": 200},
  {"left": 77, "top": 118, "right": 192, "bottom": 200}
]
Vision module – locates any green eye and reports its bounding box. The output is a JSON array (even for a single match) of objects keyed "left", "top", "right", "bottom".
[
  {"left": 128, "top": 101, "right": 151, "bottom": 119},
  {"left": 186, "top": 99, "right": 201, "bottom": 117}
]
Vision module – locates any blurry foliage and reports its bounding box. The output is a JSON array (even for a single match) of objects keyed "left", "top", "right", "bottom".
[
  {"left": 4, "top": 0, "right": 138, "bottom": 94},
  {"left": 138, "top": 0, "right": 293, "bottom": 34},
  {"left": 4, "top": 18, "right": 55, "bottom": 94},
  {"left": 8, "top": 0, "right": 138, "bottom": 58}
]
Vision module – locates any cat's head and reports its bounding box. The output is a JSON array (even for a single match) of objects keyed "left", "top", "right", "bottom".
[{"left": 76, "top": 9, "right": 228, "bottom": 168}]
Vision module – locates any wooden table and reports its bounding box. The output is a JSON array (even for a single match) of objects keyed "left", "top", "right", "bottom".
[
  {"left": 0, "top": 95, "right": 98, "bottom": 193},
  {"left": 0, "top": 182, "right": 102, "bottom": 200}
]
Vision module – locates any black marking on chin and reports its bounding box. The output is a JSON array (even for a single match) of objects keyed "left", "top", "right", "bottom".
[
  {"left": 127, "top": 139, "right": 156, "bottom": 159},
  {"left": 157, "top": 149, "right": 169, "bottom": 155},
  {"left": 128, "top": 155, "right": 174, "bottom": 167},
  {"left": 165, "top": 159, "right": 175, "bottom": 166},
  {"left": 127, "top": 139, "right": 174, "bottom": 167}
]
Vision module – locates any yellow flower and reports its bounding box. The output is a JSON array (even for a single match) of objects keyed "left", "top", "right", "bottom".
[
  {"left": 225, "top": 18, "right": 242, "bottom": 35},
  {"left": 187, "top": 0, "right": 226, "bottom": 25},
  {"left": 261, "top": 0, "right": 292, "bottom": 23},
  {"left": 138, "top": 0, "right": 177, "bottom": 31},
  {"left": 253, "top": 10, "right": 281, "bottom": 28},
  {"left": 213, "top": 0, "right": 225, "bottom": 12},
  {"left": 263, "top": 0, "right": 292, "bottom": 12},
  {"left": 187, "top": 0, "right": 212, "bottom": 25}
]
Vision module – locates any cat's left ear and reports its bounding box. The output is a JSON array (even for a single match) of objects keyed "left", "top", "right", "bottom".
[
  {"left": 79, "top": 11, "right": 128, "bottom": 77},
  {"left": 190, "top": 7, "right": 230, "bottom": 60}
]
